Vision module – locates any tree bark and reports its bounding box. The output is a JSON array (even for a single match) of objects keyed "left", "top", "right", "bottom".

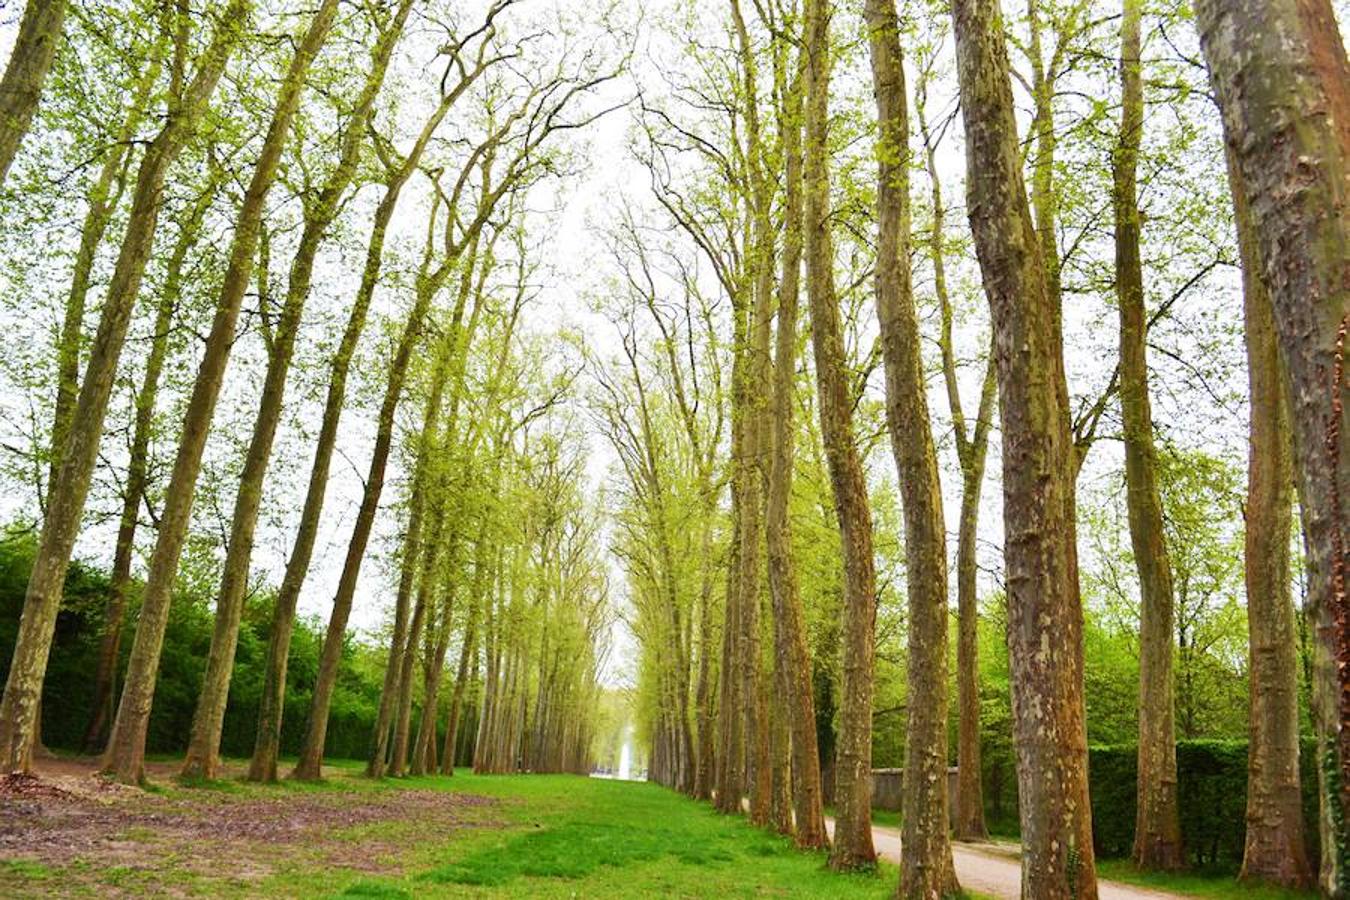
[
  {"left": 949, "top": 0, "right": 1098, "bottom": 895},
  {"left": 49, "top": 51, "right": 164, "bottom": 507},
  {"left": 1114, "top": 0, "right": 1183, "bottom": 870},
  {"left": 864, "top": 0, "right": 959, "bottom": 893},
  {"left": 1227, "top": 147, "right": 1314, "bottom": 889},
  {"left": 0, "top": 0, "right": 67, "bottom": 187},
  {"left": 0, "top": 0, "right": 248, "bottom": 774},
  {"left": 803, "top": 0, "right": 876, "bottom": 871},
  {"left": 1194, "top": 3, "right": 1349, "bottom": 892}
]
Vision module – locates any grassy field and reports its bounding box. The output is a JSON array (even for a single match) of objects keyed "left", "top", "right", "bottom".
[{"left": 0, "top": 760, "right": 908, "bottom": 898}]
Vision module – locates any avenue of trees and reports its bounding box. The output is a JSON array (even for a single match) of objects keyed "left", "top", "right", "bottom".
[
  {"left": 0, "top": 0, "right": 1345, "bottom": 899},
  {"left": 597, "top": 0, "right": 1347, "bottom": 898},
  {"left": 0, "top": 0, "right": 619, "bottom": 788}
]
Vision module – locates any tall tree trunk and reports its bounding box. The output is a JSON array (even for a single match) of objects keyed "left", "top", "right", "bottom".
[
  {"left": 49, "top": 52, "right": 164, "bottom": 505},
  {"left": 919, "top": 59, "right": 996, "bottom": 841},
  {"left": 714, "top": 349, "right": 745, "bottom": 814},
  {"left": 1228, "top": 148, "right": 1314, "bottom": 889},
  {"left": 81, "top": 180, "right": 217, "bottom": 753},
  {"left": 1195, "top": 3, "right": 1349, "bottom": 893},
  {"left": 0, "top": 0, "right": 248, "bottom": 774},
  {"left": 949, "top": 0, "right": 1098, "bottom": 896},
  {"left": 864, "top": 1, "right": 959, "bottom": 893},
  {"left": 729, "top": 0, "right": 772, "bottom": 825},
  {"left": 764, "top": 36, "right": 827, "bottom": 852},
  {"left": 441, "top": 563, "right": 483, "bottom": 775},
  {"left": 0, "top": 0, "right": 66, "bottom": 187},
  {"left": 101, "top": 0, "right": 340, "bottom": 784},
  {"left": 1115, "top": 0, "right": 1183, "bottom": 870},
  {"left": 803, "top": 0, "right": 876, "bottom": 870}
]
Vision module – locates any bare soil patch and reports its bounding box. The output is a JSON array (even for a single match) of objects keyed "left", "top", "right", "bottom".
[{"left": 0, "top": 758, "right": 502, "bottom": 895}]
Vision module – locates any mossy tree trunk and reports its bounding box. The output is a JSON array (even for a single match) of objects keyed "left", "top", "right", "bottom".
[
  {"left": 1114, "top": 0, "right": 1183, "bottom": 870},
  {"left": 1194, "top": 2, "right": 1349, "bottom": 893},
  {"left": 865, "top": 0, "right": 958, "bottom": 892},
  {"left": 803, "top": 0, "right": 876, "bottom": 870},
  {"left": 949, "top": 0, "right": 1098, "bottom": 895}
]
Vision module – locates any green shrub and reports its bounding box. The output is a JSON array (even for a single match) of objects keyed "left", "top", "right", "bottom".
[
  {"left": 0, "top": 524, "right": 387, "bottom": 763},
  {"left": 983, "top": 737, "right": 1322, "bottom": 871}
]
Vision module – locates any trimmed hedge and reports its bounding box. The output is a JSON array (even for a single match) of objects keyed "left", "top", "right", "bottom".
[{"left": 983, "top": 738, "right": 1322, "bottom": 870}]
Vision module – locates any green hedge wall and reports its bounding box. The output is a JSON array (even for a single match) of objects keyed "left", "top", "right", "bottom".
[{"left": 983, "top": 738, "right": 1322, "bottom": 869}]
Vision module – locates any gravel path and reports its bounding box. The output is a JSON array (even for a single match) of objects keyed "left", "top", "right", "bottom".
[{"left": 824, "top": 818, "right": 1181, "bottom": 900}]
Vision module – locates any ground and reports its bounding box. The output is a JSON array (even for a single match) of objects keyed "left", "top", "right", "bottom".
[{"left": 0, "top": 757, "right": 1320, "bottom": 899}]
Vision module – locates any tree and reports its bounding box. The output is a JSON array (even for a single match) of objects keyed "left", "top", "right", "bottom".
[
  {"left": 803, "top": 0, "right": 875, "bottom": 871},
  {"left": 864, "top": 0, "right": 958, "bottom": 892},
  {"left": 0, "top": 0, "right": 67, "bottom": 187},
  {"left": 1113, "top": 0, "right": 1182, "bottom": 870},
  {"left": 764, "top": 22, "right": 827, "bottom": 850},
  {"left": 1194, "top": 2, "right": 1349, "bottom": 893},
  {"left": 1227, "top": 149, "right": 1314, "bottom": 889},
  {"left": 914, "top": 28, "right": 997, "bottom": 840},
  {"left": 948, "top": 0, "right": 1098, "bottom": 895},
  {"left": 0, "top": 0, "right": 249, "bottom": 774}
]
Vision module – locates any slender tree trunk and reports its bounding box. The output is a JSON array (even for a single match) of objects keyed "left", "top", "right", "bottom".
[
  {"left": 1228, "top": 148, "right": 1314, "bottom": 889},
  {"left": 949, "top": 0, "right": 1098, "bottom": 895},
  {"left": 692, "top": 507, "right": 717, "bottom": 800},
  {"left": 0, "top": 0, "right": 248, "bottom": 774},
  {"left": 442, "top": 570, "right": 482, "bottom": 775},
  {"left": 714, "top": 354, "right": 745, "bottom": 814},
  {"left": 101, "top": 0, "right": 340, "bottom": 784},
  {"left": 49, "top": 54, "right": 163, "bottom": 504},
  {"left": 764, "top": 37, "right": 826, "bottom": 851},
  {"left": 1195, "top": 4, "right": 1349, "bottom": 892},
  {"left": 0, "top": 0, "right": 66, "bottom": 187},
  {"left": 1113, "top": 0, "right": 1183, "bottom": 870},
  {"left": 81, "top": 181, "right": 216, "bottom": 754},
  {"left": 803, "top": 0, "right": 876, "bottom": 870},
  {"left": 920, "top": 63, "right": 995, "bottom": 841},
  {"left": 729, "top": 0, "right": 773, "bottom": 825},
  {"left": 865, "top": 1, "right": 958, "bottom": 893}
]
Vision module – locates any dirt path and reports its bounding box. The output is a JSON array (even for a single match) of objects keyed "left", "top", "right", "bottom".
[{"left": 824, "top": 818, "right": 1179, "bottom": 900}]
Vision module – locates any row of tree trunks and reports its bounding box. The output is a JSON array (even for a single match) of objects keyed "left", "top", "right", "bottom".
[
  {"left": 81, "top": 176, "right": 220, "bottom": 753},
  {"left": 0, "top": 0, "right": 250, "bottom": 774},
  {"left": 916, "top": 44, "right": 997, "bottom": 840}
]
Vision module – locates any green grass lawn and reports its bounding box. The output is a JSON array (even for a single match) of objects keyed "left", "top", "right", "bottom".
[
  {"left": 2, "top": 761, "right": 917, "bottom": 898},
  {"left": 325, "top": 771, "right": 906, "bottom": 898}
]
